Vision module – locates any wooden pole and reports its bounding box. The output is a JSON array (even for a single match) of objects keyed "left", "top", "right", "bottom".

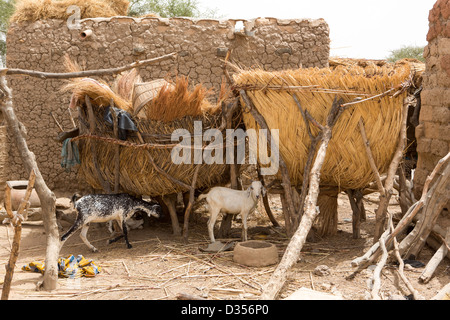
[
  {"left": 399, "top": 161, "right": 450, "bottom": 259},
  {"left": 182, "top": 165, "right": 201, "bottom": 242},
  {"left": 240, "top": 89, "right": 297, "bottom": 236},
  {"left": 1, "top": 52, "right": 177, "bottom": 79},
  {"left": 0, "top": 74, "right": 59, "bottom": 291},
  {"left": 260, "top": 97, "right": 344, "bottom": 300},
  {"left": 85, "top": 95, "right": 111, "bottom": 193},
  {"left": 350, "top": 152, "right": 450, "bottom": 275},
  {"left": 218, "top": 100, "right": 239, "bottom": 238},
  {"left": 257, "top": 165, "right": 280, "bottom": 227},
  {"left": 373, "top": 101, "right": 409, "bottom": 242},
  {"left": 1, "top": 170, "right": 36, "bottom": 300},
  {"left": 110, "top": 101, "right": 121, "bottom": 194}
]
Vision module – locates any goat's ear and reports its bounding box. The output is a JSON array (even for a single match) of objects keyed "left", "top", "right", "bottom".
[
  {"left": 246, "top": 188, "right": 252, "bottom": 197},
  {"left": 262, "top": 186, "right": 267, "bottom": 197}
]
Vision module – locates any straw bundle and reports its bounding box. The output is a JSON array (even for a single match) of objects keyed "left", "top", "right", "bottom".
[
  {"left": 62, "top": 57, "right": 219, "bottom": 122},
  {"left": 10, "top": 0, "right": 130, "bottom": 23},
  {"left": 234, "top": 59, "right": 422, "bottom": 190},
  {"left": 144, "top": 76, "right": 219, "bottom": 122},
  {"left": 62, "top": 77, "right": 133, "bottom": 112},
  {"left": 113, "top": 68, "right": 142, "bottom": 102}
]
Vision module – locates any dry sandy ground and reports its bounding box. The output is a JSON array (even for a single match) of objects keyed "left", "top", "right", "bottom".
[{"left": 0, "top": 192, "right": 449, "bottom": 301}]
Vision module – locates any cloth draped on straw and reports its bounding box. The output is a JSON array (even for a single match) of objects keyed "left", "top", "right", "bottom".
[{"left": 60, "top": 138, "right": 80, "bottom": 171}]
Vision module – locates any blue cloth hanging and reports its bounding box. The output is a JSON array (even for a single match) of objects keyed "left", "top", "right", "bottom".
[{"left": 104, "top": 106, "right": 138, "bottom": 140}]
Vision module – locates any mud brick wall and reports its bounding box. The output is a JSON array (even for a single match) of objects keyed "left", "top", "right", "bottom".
[
  {"left": 4, "top": 16, "right": 330, "bottom": 191},
  {"left": 414, "top": 0, "right": 450, "bottom": 200}
]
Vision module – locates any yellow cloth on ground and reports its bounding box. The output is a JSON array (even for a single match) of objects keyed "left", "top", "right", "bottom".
[{"left": 22, "top": 255, "right": 101, "bottom": 278}]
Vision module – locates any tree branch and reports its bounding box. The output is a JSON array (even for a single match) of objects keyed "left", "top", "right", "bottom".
[{"left": 1, "top": 52, "right": 177, "bottom": 79}]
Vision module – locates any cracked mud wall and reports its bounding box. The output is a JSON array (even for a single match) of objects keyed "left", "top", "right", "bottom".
[{"left": 5, "top": 16, "right": 330, "bottom": 191}]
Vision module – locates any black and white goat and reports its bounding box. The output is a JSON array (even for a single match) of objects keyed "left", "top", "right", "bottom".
[
  {"left": 60, "top": 193, "right": 162, "bottom": 252},
  {"left": 198, "top": 181, "right": 266, "bottom": 243}
]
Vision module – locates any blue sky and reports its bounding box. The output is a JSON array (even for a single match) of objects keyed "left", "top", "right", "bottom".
[{"left": 197, "top": 0, "right": 436, "bottom": 59}]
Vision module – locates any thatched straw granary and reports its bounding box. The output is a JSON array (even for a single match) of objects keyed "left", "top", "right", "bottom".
[
  {"left": 233, "top": 59, "right": 424, "bottom": 190},
  {"left": 63, "top": 67, "right": 235, "bottom": 197}
]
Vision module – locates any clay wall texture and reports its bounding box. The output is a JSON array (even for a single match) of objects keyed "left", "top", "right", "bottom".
[
  {"left": 414, "top": 0, "right": 450, "bottom": 198},
  {"left": 4, "top": 16, "right": 330, "bottom": 191}
]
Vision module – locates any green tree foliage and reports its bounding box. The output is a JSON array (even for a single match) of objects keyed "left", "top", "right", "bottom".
[
  {"left": 128, "top": 0, "right": 220, "bottom": 18},
  {"left": 386, "top": 45, "right": 425, "bottom": 63},
  {"left": 0, "top": 0, "right": 15, "bottom": 66}
]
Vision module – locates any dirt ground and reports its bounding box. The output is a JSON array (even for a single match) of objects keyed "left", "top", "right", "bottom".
[{"left": 1, "top": 191, "right": 449, "bottom": 300}]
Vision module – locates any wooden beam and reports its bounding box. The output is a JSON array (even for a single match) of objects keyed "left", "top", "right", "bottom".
[{"left": 1, "top": 53, "right": 177, "bottom": 79}]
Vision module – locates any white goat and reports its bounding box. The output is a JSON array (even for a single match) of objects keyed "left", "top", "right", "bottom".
[{"left": 198, "top": 181, "right": 266, "bottom": 243}]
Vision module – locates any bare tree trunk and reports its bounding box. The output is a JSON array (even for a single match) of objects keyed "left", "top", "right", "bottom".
[{"left": 0, "top": 74, "right": 59, "bottom": 291}]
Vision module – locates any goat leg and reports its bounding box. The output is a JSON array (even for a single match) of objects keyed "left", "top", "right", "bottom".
[
  {"left": 107, "top": 234, "right": 125, "bottom": 245},
  {"left": 122, "top": 220, "right": 132, "bottom": 249},
  {"left": 241, "top": 211, "right": 248, "bottom": 241},
  {"left": 60, "top": 218, "right": 83, "bottom": 242},
  {"left": 80, "top": 224, "right": 98, "bottom": 252}
]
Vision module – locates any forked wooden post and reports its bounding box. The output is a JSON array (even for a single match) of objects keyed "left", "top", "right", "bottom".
[
  {"left": 261, "top": 97, "right": 344, "bottom": 300},
  {"left": 1, "top": 170, "right": 36, "bottom": 300},
  {"left": 85, "top": 95, "right": 111, "bottom": 193},
  {"left": 218, "top": 100, "right": 240, "bottom": 238},
  {"left": 110, "top": 100, "right": 121, "bottom": 194},
  {"left": 182, "top": 165, "right": 201, "bottom": 242},
  {"left": 0, "top": 74, "right": 58, "bottom": 291},
  {"left": 239, "top": 89, "right": 297, "bottom": 236}
]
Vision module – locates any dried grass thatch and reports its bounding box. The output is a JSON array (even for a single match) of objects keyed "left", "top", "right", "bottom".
[
  {"left": 10, "top": 0, "right": 130, "bottom": 23},
  {"left": 62, "top": 77, "right": 133, "bottom": 112},
  {"left": 145, "top": 76, "right": 219, "bottom": 122},
  {"left": 77, "top": 106, "right": 232, "bottom": 197},
  {"left": 234, "top": 59, "right": 424, "bottom": 190},
  {"left": 113, "top": 69, "right": 142, "bottom": 102}
]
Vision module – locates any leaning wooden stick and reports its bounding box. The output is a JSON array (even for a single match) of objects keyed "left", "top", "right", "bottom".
[
  {"left": 1, "top": 170, "right": 36, "bottom": 300},
  {"left": 419, "top": 227, "right": 450, "bottom": 284},
  {"left": 182, "top": 165, "right": 201, "bottom": 242},
  {"left": 358, "top": 118, "right": 384, "bottom": 194},
  {"left": 293, "top": 94, "right": 322, "bottom": 223},
  {"left": 0, "top": 74, "right": 59, "bottom": 291},
  {"left": 350, "top": 152, "right": 450, "bottom": 274},
  {"left": 85, "top": 95, "right": 111, "bottom": 193},
  {"left": 373, "top": 100, "right": 409, "bottom": 242},
  {"left": 261, "top": 97, "right": 344, "bottom": 300},
  {"left": 240, "top": 89, "right": 297, "bottom": 236}
]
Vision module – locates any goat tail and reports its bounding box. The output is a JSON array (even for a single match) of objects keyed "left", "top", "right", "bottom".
[{"left": 71, "top": 193, "right": 82, "bottom": 205}]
